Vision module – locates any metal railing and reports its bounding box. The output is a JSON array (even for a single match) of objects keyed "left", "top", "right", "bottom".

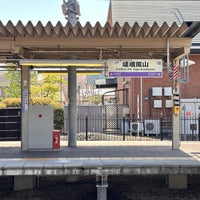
[
  {"left": 0, "top": 107, "right": 199, "bottom": 142},
  {"left": 180, "top": 115, "right": 200, "bottom": 141},
  {"left": 64, "top": 114, "right": 200, "bottom": 141},
  {"left": 68, "top": 115, "right": 172, "bottom": 141}
]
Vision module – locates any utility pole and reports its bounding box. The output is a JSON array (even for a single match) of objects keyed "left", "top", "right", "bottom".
[
  {"left": 167, "top": 39, "right": 180, "bottom": 150},
  {"left": 172, "top": 62, "right": 180, "bottom": 150}
]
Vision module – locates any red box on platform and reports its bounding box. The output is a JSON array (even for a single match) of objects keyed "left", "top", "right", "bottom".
[{"left": 52, "top": 130, "right": 60, "bottom": 149}]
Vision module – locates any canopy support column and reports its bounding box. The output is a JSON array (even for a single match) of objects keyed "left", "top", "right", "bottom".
[
  {"left": 68, "top": 67, "right": 77, "bottom": 147},
  {"left": 21, "top": 66, "right": 29, "bottom": 151}
]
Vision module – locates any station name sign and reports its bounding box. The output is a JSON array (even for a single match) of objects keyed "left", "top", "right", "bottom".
[{"left": 108, "top": 59, "right": 163, "bottom": 78}]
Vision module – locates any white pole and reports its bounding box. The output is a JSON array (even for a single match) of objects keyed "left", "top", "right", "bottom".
[
  {"left": 140, "top": 77, "right": 143, "bottom": 119},
  {"left": 172, "top": 60, "right": 180, "bottom": 150},
  {"left": 137, "top": 94, "right": 140, "bottom": 140}
]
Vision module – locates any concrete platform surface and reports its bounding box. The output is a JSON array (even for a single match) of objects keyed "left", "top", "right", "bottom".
[
  {"left": 0, "top": 140, "right": 199, "bottom": 158},
  {"left": 0, "top": 141, "right": 199, "bottom": 176}
]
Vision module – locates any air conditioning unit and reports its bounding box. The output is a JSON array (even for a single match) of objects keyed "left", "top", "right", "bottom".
[
  {"left": 130, "top": 122, "right": 144, "bottom": 133},
  {"left": 144, "top": 120, "right": 160, "bottom": 135}
]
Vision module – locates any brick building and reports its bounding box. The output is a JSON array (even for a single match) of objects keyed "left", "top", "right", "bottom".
[{"left": 108, "top": 0, "right": 200, "bottom": 118}]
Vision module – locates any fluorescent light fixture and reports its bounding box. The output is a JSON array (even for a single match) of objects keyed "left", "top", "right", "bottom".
[
  {"left": 34, "top": 67, "right": 104, "bottom": 75},
  {"left": 0, "top": 63, "right": 18, "bottom": 67},
  {"left": 39, "top": 72, "right": 102, "bottom": 75},
  {"left": 19, "top": 59, "right": 106, "bottom": 68}
]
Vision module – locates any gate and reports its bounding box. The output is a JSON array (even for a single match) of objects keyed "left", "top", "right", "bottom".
[
  {"left": 102, "top": 88, "right": 129, "bottom": 133},
  {"left": 64, "top": 105, "right": 128, "bottom": 139},
  {"left": 102, "top": 104, "right": 120, "bottom": 132}
]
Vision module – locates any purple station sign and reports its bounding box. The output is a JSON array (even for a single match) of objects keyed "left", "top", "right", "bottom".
[{"left": 108, "top": 59, "right": 163, "bottom": 78}]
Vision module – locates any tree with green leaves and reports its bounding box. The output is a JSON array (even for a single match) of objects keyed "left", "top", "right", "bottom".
[
  {"left": 4, "top": 71, "right": 66, "bottom": 104},
  {"left": 4, "top": 70, "right": 21, "bottom": 98},
  {"left": 31, "top": 74, "right": 66, "bottom": 102}
]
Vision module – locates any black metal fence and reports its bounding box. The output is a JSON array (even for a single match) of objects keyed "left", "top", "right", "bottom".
[
  {"left": 180, "top": 115, "right": 200, "bottom": 141},
  {"left": 0, "top": 108, "right": 21, "bottom": 140},
  {"left": 73, "top": 114, "right": 200, "bottom": 141},
  {"left": 0, "top": 107, "right": 200, "bottom": 142},
  {"left": 75, "top": 114, "right": 173, "bottom": 141}
]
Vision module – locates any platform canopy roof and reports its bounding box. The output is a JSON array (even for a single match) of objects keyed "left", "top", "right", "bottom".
[{"left": 0, "top": 20, "right": 200, "bottom": 66}]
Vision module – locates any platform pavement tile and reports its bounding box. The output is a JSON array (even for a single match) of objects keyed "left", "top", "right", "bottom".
[
  {"left": 0, "top": 160, "right": 10, "bottom": 175},
  {"left": 99, "top": 157, "right": 117, "bottom": 160},
  {"left": 120, "top": 158, "right": 160, "bottom": 166},
  {"left": 3, "top": 159, "right": 27, "bottom": 168},
  {"left": 81, "top": 159, "right": 102, "bottom": 168},
  {"left": 23, "top": 160, "right": 46, "bottom": 168},
  {"left": 1, "top": 160, "right": 27, "bottom": 175},
  {"left": 62, "top": 159, "right": 84, "bottom": 167},
  {"left": 89, "top": 157, "right": 106, "bottom": 160},
  {"left": 43, "top": 160, "right": 65, "bottom": 168},
  {"left": 0, "top": 159, "right": 11, "bottom": 168},
  {"left": 99, "top": 159, "right": 123, "bottom": 167},
  {"left": 102, "top": 159, "right": 130, "bottom": 166},
  {"left": 157, "top": 158, "right": 200, "bottom": 166}
]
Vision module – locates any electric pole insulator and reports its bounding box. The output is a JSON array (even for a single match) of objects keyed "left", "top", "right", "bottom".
[{"left": 62, "top": 0, "right": 80, "bottom": 26}]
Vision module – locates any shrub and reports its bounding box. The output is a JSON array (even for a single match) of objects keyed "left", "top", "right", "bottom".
[
  {"left": 30, "top": 97, "right": 53, "bottom": 105},
  {"left": 53, "top": 107, "right": 64, "bottom": 132},
  {"left": 1, "top": 98, "right": 21, "bottom": 107},
  {"left": 0, "top": 102, "right": 6, "bottom": 109}
]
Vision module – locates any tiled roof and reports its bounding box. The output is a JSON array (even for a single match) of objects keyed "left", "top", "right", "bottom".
[{"left": 111, "top": 1, "right": 200, "bottom": 43}]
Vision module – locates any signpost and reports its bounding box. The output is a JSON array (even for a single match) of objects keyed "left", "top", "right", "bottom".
[{"left": 108, "top": 59, "right": 163, "bottom": 78}]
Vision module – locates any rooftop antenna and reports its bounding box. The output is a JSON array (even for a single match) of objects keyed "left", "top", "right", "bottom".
[{"left": 62, "top": 0, "right": 80, "bottom": 27}]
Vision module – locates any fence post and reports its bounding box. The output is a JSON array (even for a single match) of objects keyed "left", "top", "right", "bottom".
[
  {"left": 17, "top": 112, "right": 21, "bottom": 140},
  {"left": 198, "top": 115, "right": 200, "bottom": 141},
  {"left": 123, "top": 117, "right": 125, "bottom": 141},
  {"left": 160, "top": 117, "right": 163, "bottom": 141},
  {"left": 86, "top": 115, "right": 88, "bottom": 141}
]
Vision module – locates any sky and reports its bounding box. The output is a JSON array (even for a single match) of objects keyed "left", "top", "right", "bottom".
[{"left": 0, "top": 0, "right": 110, "bottom": 26}]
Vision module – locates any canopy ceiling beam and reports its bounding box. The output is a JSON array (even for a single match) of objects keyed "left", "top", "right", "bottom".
[
  {"left": 0, "top": 37, "right": 192, "bottom": 60},
  {"left": 11, "top": 37, "right": 191, "bottom": 49}
]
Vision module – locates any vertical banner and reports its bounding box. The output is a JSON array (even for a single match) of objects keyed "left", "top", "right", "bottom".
[{"left": 22, "top": 89, "right": 28, "bottom": 113}]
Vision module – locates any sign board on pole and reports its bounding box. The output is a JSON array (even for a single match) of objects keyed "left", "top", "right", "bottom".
[{"left": 108, "top": 59, "right": 163, "bottom": 78}]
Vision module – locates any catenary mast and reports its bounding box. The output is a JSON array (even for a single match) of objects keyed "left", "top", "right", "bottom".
[
  {"left": 62, "top": 0, "right": 80, "bottom": 147},
  {"left": 62, "top": 1, "right": 108, "bottom": 199},
  {"left": 62, "top": 0, "right": 80, "bottom": 27}
]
